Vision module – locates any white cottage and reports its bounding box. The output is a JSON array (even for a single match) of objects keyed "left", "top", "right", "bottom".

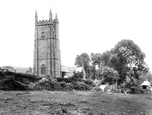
[{"left": 139, "top": 79, "right": 152, "bottom": 93}]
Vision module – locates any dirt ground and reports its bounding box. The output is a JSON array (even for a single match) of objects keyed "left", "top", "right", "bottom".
[{"left": 0, "top": 90, "right": 151, "bottom": 115}]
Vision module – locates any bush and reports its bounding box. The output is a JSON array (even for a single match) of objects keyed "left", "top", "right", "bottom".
[
  {"left": 0, "top": 75, "right": 29, "bottom": 91},
  {"left": 0, "top": 70, "right": 41, "bottom": 91},
  {"left": 84, "top": 79, "right": 94, "bottom": 85},
  {"left": 64, "top": 83, "right": 74, "bottom": 91},
  {"left": 32, "top": 80, "right": 71, "bottom": 91},
  {"left": 58, "top": 82, "right": 74, "bottom": 91},
  {"left": 0, "top": 70, "right": 92, "bottom": 91},
  {"left": 32, "top": 81, "right": 52, "bottom": 91},
  {"left": 57, "top": 78, "right": 71, "bottom": 83},
  {"left": 50, "top": 81, "right": 62, "bottom": 91},
  {"left": 93, "top": 86, "right": 101, "bottom": 91},
  {"left": 130, "top": 86, "right": 143, "bottom": 94},
  {"left": 57, "top": 73, "right": 83, "bottom": 83},
  {"left": 71, "top": 72, "right": 83, "bottom": 82},
  {"left": 60, "top": 81, "right": 66, "bottom": 87},
  {"left": 83, "top": 79, "right": 96, "bottom": 87},
  {"left": 32, "top": 80, "right": 92, "bottom": 91},
  {"left": 72, "top": 82, "right": 91, "bottom": 91},
  {"left": 110, "top": 87, "right": 121, "bottom": 93}
]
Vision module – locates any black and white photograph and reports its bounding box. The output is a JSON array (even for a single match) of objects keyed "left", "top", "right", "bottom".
[{"left": 0, "top": 0, "right": 152, "bottom": 114}]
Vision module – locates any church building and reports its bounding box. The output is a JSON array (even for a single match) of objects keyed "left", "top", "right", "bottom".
[{"left": 33, "top": 8, "right": 61, "bottom": 78}]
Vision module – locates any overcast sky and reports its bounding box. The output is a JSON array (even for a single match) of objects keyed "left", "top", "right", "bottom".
[{"left": 0, "top": 0, "right": 152, "bottom": 71}]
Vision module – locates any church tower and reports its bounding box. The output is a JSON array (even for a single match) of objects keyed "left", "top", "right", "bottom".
[{"left": 33, "top": 9, "right": 61, "bottom": 78}]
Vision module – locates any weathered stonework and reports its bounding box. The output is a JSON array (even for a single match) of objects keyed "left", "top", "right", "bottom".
[{"left": 33, "top": 9, "right": 61, "bottom": 78}]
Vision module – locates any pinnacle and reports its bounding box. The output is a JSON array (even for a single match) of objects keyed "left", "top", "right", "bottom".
[
  {"left": 49, "top": 8, "right": 52, "bottom": 15},
  {"left": 35, "top": 10, "right": 38, "bottom": 17},
  {"left": 49, "top": 8, "right": 52, "bottom": 20},
  {"left": 55, "top": 13, "right": 58, "bottom": 21}
]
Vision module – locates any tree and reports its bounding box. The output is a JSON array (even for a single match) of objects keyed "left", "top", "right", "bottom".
[
  {"left": 110, "top": 39, "right": 148, "bottom": 84},
  {"left": 100, "top": 51, "right": 111, "bottom": 67},
  {"left": 90, "top": 51, "right": 111, "bottom": 67},
  {"left": 88, "top": 64, "right": 101, "bottom": 80},
  {"left": 90, "top": 53, "right": 102, "bottom": 67},
  {"left": 90, "top": 53, "right": 102, "bottom": 79},
  {"left": 29, "top": 67, "right": 32, "bottom": 72},
  {"left": 100, "top": 66, "right": 119, "bottom": 85},
  {"left": 90, "top": 65, "right": 96, "bottom": 80},
  {"left": 75, "top": 53, "right": 90, "bottom": 80},
  {"left": 90, "top": 52, "right": 118, "bottom": 80}
]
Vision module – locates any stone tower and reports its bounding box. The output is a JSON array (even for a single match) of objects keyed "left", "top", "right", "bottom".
[{"left": 33, "top": 9, "right": 61, "bottom": 78}]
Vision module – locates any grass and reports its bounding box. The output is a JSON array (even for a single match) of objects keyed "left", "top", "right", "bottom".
[{"left": 0, "top": 91, "right": 151, "bottom": 115}]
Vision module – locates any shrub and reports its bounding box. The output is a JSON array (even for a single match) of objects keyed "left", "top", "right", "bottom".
[
  {"left": 32, "top": 81, "right": 52, "bottom": 91},
  {"left": 84, "top": 79, "right": 93, "bottom": 85},
  {"left": 60, "top": 81, "right": 66, "bottom": 87},
  {"left": 58, "top": 82, "right": 74, "bottom": 91},
  {"left": 0, "top": 75, "right": 29, "bottom": 91},
  {"left": 57, "top": 78, "right": 71, "bottom": 83},
  {"left": 93, "top": 86, "right": 101, "bottom": 91},
  {"left": 32, "top": 80, "right": 73, "bottom": 91},
  {"left": 49, "top": 81, "right": 62, "bottom": 91},
  {"left": 130, "top": 86, "right": 144, "bottom": 94},
  {"left": 0, "top": 70, "right": 92, "bottom": 91},
  {"left": 56, "top": 72, "right": 83, "bottom": 84},
  {"left": 64, "top": 83, "right": 74, "bottom": 91},
  {"left": 31, "top": 78, "right": 93, "bottom": 91},
  {"left": 110, "top": 86, "right": 121, "bottom": 93},
  {"left": 72, "top": 82, "right": 91, "bottom": 91},
  {"left": 71, "top": 72, "right": 83, "bottom": 82},
  {"left": 0, "top": 70, "right": 41, "bottom": 91}
]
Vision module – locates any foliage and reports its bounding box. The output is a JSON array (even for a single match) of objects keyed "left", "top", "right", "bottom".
[
  {"left": 90, "top": 53, "right": 102, "bottom": 80},
  {"left": 64, "top": 83, "right": 74, "bottom": 90},
  {"left": 75, "top": 53, "right": 91, "bottom": 80},
  {"left": 32, "top": 79, "right": 91, "bottom": 91},
  {"left": 90, "top": 51, "right": 118, "bottom": 80},
  {"left": 32, "top": 80, "right": 63, "bottom": 91},
  {"left": 100, "top": 51, "right": 112, "bottom": 66},
  {"left": 0, "top": 71, "right": 40, "bottom": 90},
  {"left": 109, "top": 39, "right": 148, "bottom": 84},
  {"left": 72, "top": 82, "right": 91, "bottom": 90},
  {"left": 100, "top": 66, "right": 119, "bottom": 85},
  {"left": 0, "top": 75, "right": 29, "bottom": 90},
  {"left": 90, "top": 53, "right": 102, "bottom": 67},
  {"left": 57, "top": 72, "right": 83, "bottom": 83},
  {"left": 83, "top": 79, "right": 94, "bottom": 85},
  {"left": 90, "top": 51, "right": 111, "bottom": 67},
  {"left": 0, "top": 70, "right": 93, "bottom": 91},
  {"left": 75, "top": 53, "right": 91, "bottom": 68},
  {"left": 74, "top": 39, "right": 149, "bottom": 91},
  {"left": 88, "top": 65, "right": 96, "bottom": 80},
  {"left": 71, "top": 72, "right": 83, "bottom": 82},
  {"left": 130, "top": 86, "right": 144, "bottom": 94},
  {"left": 84, "top": 79, "right": 96, "bottom": 87},
  {"left": 57, "top": 77, "right": 72, "bottom": 83}
]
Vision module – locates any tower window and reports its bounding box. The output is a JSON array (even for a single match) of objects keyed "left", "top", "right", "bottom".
[
  {"left": 40, "top": 64, "right": 46, "bottom": 75},
  {"left": 41, "top": 32, "right": 45, "bottom": 38}
]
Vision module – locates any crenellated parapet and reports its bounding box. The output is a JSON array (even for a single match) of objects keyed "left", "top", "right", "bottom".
[
  {"left": 35, "top": 8, "right": 58, "bottom": 26},
  {"left": 36, "top": 20, "right": 55, "bottom": 26}
]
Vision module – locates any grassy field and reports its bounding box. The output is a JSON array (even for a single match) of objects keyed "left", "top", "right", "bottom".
[{"left": 0, "top": 90, "right": 151, "bottom": 115}]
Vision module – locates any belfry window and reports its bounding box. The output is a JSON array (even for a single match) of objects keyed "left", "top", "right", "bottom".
[
  {"left": 40, "top": 64, "right": 46, "bottom": 75},
  {"left": 41, "top": 32, "right": 45, "bottom": 38}
]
